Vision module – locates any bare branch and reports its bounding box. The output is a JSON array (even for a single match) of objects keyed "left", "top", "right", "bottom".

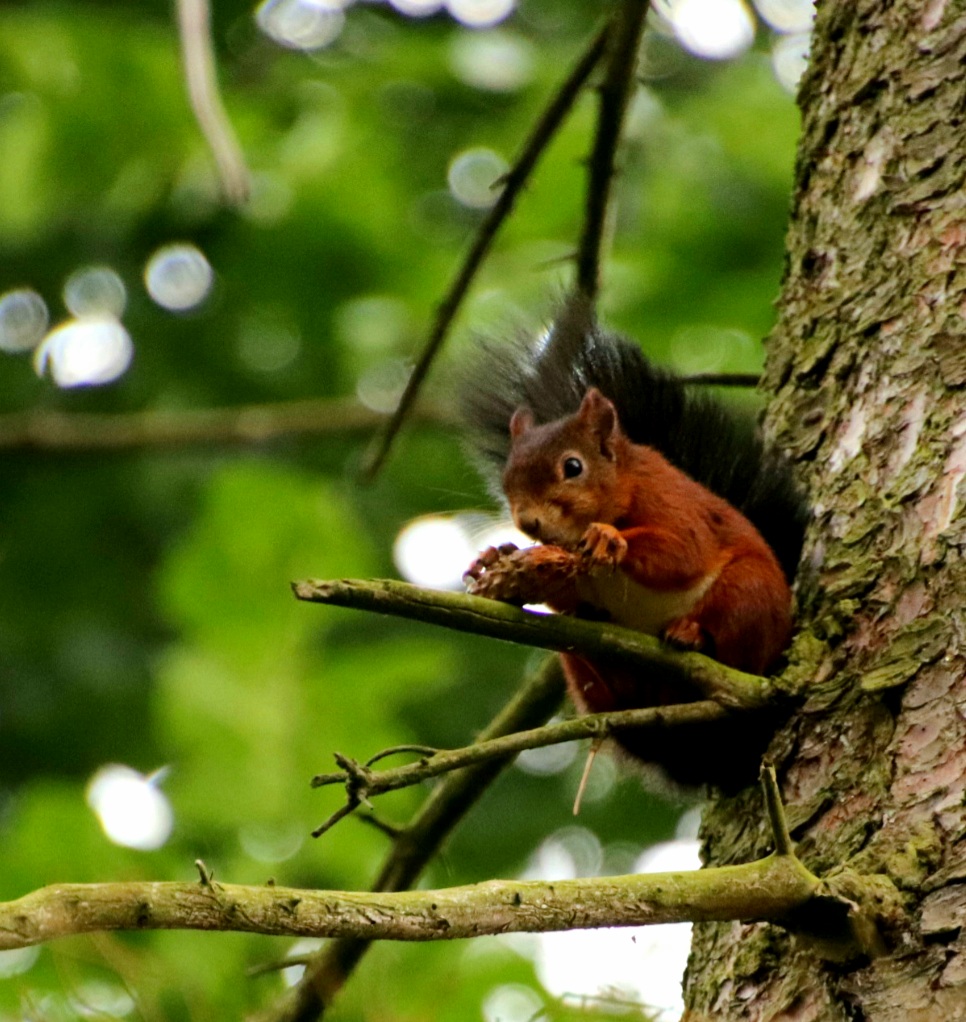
[
  {"left": 0, "top": 855, "right": 821, "bottom": 952},
  {"left": 575, "top": 0, "right": 648, "bottom": 301},
  {"left": 176, "top": 0, "right": 250, "bottom": 205},
  {"left": 311, "top": 702, "right": 729, "bottom": 830},
  {"left": 359, "top": 23, "right": 611, "bottom": 481},
  {"left": 291, "top": 577, "right": 778, "bottom": 710},
  {"left": 0, "top": 398, "right": 450, "bottom": 453}
]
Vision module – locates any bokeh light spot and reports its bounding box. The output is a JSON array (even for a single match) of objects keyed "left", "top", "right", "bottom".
[
  {"left": 356, "top": 358, "right": 411, "bottom": 413},
  {"left": 239, "top": 823, "right": 304, "bottom": 864},
  {"left": 754, "top": 0, "right": 814, "bottom": 33},
  {"left": 238, "top": 309, "right": 302, "bottom": 373},
  {"left": 0, "top": 288, "right": 48, "bottom": 353},
  {"left": 63, "top": 265, "right": 127, "bottom": 319},
  {"left": 662, "top": 0, "right": 756, "bottom": 60},
  {"left": 336, "top": 294, "right": 410, "bottom": 352},
  {"left": 447, "top": 147, "right": 508, "bottom": 209},
  {"left": 445, "top": 0, "right": 515, "bottom": 28},
  {"left": 516, "top": 726, "right": 578, "bottom": 776},
  {"left": 144, "top": 243, "right": 214, "bottom": 312},
  {"left": 86, "top": 764, "right": 174, "bottom": 851},
  {"left": 516, "top": 835, "right": 701, "bottom": 1021},
  {"left": 34, "top": 317, "right": 134, "bottom": 388},
  {"left": 448, "top": 31, "right": 534, "bottom": 92},
  {"left": 256, "top": 0, "right": 346, "bottom": 50},
  {"left": 388, "top": 0, "right": 444, "bottom": 15},
  {"left": 772, "top": 32, "right": 811, "bottom": 92},
  {"left": 482, "top": 984, "right": 542, "bottom": 1022},
  {"left": 69, "top": 981, "right": 137, "bottom": 1019},
  {"left": 0, "top": 946, "right": 39, "bottom": 979},
  {"left": 394, "top": 515, "right": 478, "bottom": 589}
]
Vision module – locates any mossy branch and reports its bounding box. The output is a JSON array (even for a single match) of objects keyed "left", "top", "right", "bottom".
[
  {"left": 291, "top": 577, "right": 779, "bottom": 710},
  {"left": 0, "top": 854, "right": 821, "bottom": 953},
  {"left": 310, "top": 701, "right": 728, "bottom": 836}
]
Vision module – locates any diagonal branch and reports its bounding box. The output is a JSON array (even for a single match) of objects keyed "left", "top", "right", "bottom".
[
  {"left": 576, "top": 0, "right": 649, "bottom": 300},
  {"left": 254, "top": 657, "right": 566, "bottom": 1022},
  {"left": 176, "top": 0, "right": 250, "bottom": 205},
  {"left": 291, "top": 577, "right": 779, "bottom": 710},
  {"left": 0, "top": 854, "right": 821, "bottom": 953},
  {"left": 359, "top": 23, "right": 611, "bottom": 481}
]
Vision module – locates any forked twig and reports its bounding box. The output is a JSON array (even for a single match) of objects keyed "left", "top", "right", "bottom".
[{"left": 311, "top": 702, "right": 729, "bottom": 835}]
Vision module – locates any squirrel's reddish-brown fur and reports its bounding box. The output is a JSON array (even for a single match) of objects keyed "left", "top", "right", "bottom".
[{"left": 465, "top": 386, "right": 794, "bottom": 787}]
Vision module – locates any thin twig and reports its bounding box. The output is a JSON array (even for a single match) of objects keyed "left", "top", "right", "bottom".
[
  {"left": 360, "top": 24, "right": 611, "bottom": 482},
  {"left": 292, "top": 577, "right": 776, "bottom": 710},
  {"left": 575, "top": 0, "right": 648, "bottom": 301},
  {"left": 176, "top": 0, "right": 250, "bottom": 205},
  {"left": 311, "top": 798, "right": 361, "bottom": 839},
  {"left": 311, "top": 701, "right": 729, "bottom": 829},
  {"left": 354, "top": 813, "right": 404, "bottom": 840},
  {"left": 761, "top": 763, "right": 794, "bottom": 857},
  {"left": 365, "top": 745, "right": 439, "bottom": 768},
  {"left": 248, "top": 955, "right": 315, "bottom": 979},
  {"left": 0, "top": 398, "right": 450, "bottom": 453}
]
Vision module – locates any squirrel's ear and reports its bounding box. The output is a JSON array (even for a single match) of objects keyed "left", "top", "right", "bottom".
[
  {"left": 578, "top": 388, "right": 619, "bottom": 458},
  {"left": 509, "top": 406, "right": 535, "bottom": 438}
]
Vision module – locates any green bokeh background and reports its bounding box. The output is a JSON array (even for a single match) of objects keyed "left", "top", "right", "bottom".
[{"left": 0, "top": 1, "right": 800, "bottom": 1017}]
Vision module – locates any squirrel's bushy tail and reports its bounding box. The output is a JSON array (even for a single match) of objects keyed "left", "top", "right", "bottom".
[{"left": 460, "top": 297, "right": 807, "bottom": 582}]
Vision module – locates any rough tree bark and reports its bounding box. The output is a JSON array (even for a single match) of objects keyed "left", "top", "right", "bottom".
[{"left": 685, "top": 2, "right": 966, "bottom": 1019}]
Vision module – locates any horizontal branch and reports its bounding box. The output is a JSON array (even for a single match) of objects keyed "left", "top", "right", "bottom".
[
  {"left": 0, "top": 854, "right": 820, "bottom": 952},
  {"left": 0, "top": 399, "right": 450, "bottom": 453},
  {"left": 292, "top": 578, "right": 776, "bottom": 710},
  {"left": 0, "top": 379, "right": 758, "bottom": 454}
]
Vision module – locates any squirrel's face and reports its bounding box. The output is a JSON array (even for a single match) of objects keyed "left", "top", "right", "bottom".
[{"left": 502, "top": 388, "right": 630, "bottom": 548}]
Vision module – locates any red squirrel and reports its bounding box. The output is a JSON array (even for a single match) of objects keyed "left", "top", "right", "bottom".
[{"left": 460, "top": 300, "right": 805, "bottom": 787}]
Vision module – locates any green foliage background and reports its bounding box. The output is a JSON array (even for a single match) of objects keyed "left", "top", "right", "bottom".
[{"left": 0, "top": 1, "right": 800, "bottom": 1017}]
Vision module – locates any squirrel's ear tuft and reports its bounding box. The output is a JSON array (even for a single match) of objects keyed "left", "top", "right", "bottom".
[
  {"left": 509, "top": 406, "right": 535, "bottom": 438},
  {"left": 576, "top": 386, "right": 613, "bottom": 431},
  {"left": 578, "top": 388, "right": 619, "bottom": 455}
]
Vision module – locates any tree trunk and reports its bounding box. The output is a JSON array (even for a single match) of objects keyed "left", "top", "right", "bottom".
[{"left": 684, "top": 2, "right": 966, "bottom": 1019}]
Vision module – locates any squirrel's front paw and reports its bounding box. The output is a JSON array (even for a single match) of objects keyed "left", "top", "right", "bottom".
[
  {"left": 463, "top": 544, "right": 525, "bottom": 602},
  {"left": 462, "top": 543, "right": 519, "bottom": 583},
  {"left": 578, "top": 523, "right": 627, "bottom": 569},
  {"left": 662, "top": 616, "right": 706, "bottom": 653}
]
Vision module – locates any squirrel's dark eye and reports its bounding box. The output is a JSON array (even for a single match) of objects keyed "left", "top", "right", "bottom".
[{"left": 562, "top": 456, "right": 583, "bottom": 479}]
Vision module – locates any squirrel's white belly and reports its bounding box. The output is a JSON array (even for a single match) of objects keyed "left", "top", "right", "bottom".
[{"left": 575, "top": 570, "right": 715, "bottom": 634}]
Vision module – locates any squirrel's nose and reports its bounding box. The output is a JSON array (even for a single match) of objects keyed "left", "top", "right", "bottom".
[{"left": 517, "top": 515, "right": 541, "bottom": 540}]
